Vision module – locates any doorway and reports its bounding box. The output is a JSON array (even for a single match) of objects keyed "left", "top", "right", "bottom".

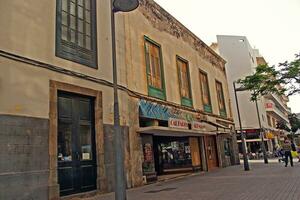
[
  {"left": 205, "top": 136, "right": 219, "bottom": 170},
  {"left": 57, "top": 92, "right": 97, "bottom": 196}
]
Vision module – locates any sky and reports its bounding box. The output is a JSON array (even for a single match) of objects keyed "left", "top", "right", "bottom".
[{"left": 154, "top": 0, "right": 300, "bottom": 113}]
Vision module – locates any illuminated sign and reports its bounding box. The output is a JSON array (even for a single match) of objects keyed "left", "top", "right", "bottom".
[
  {"left": 265, "top": 103, "right": 273, "bottom": 109},
  {"left": 168, "top": 118, "right": 189, "bottom": 129},
  {"left": 191, "top": 121, "right": 206, "bottom": 131}
]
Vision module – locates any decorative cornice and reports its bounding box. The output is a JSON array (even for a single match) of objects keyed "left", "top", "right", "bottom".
[{"left": 138, "top": 0, "right": 226, "bottom": 72}]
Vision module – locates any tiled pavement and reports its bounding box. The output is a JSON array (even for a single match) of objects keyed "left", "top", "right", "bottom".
[{"left": 84, "top": 159, "right": 300, "bottom": 200}]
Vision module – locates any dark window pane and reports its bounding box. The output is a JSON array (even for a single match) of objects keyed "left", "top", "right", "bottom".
[
  {"left": 62, "top": 11, "right": 68, "bottom": 26},
  {"left": 58, "top": 97, "right": 72, "bottom": 118},
  {"left": 79, "top": 100, "right": 91, "bottom": 120},
  {"left": 70, "top": 2, "right": 76, "bottom": 15},
  {"left": 70, "top": 29, "right": 76, "bottom": 43},
  {"left": 78, "top": 6, "right": 84, "bottom": 19},
  {"left": 80, "top": 125, "right": 92, "bottom": 160},
  {"left": 78, "top": 33, "right": 84, "bottom": 47},
  {"left": 85, "top": 10, "right": 91, "bottom": 23},
  {"left": 86, "top": 22, "right": 91, "bottom": 36},
  {"left": 58, "top": 123, "right": 72, "bottom": 162},
  {"left": 85, "top": 0, "right": 91, "bottom": 10},
  {"left": 78, "top": 0, "right": 84, "bottom": 6},
  {"left": 61, "top": 26, "right": 68, "bottom": 41},
  {"left": 86, "top": 36, "right": 91, "bottom": 50},
  {"left": 62, "top": 0, "right": 68, "bottom": 11},
  {"left": 70, "top": 15, "right": 76, "bottom": 29},
  {"left": 78, "top": 19, "right": 84, "bottom": 33}
]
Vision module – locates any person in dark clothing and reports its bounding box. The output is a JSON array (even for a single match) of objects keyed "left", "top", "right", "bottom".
[{"left": 282, "top": 139, "right": 293, "bottom": 167}]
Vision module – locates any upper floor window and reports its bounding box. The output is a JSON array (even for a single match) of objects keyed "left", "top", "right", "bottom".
[
  {"left": 177, "top": 56, "right": 192, "bottom": 107},
  {"left": 56, "top": 0, "right": 97, "bottom": 68},
  {"left": 216, "top": 80, "right": 227, "bottom": 117},
  {"left": 199, "top": 70, "right": 212, "bottom": 113},
  {"left": 144, "top": 36, "right": 165, "bottom": 100}
]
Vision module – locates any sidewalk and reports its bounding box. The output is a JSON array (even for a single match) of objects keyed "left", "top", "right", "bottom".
[{"left": 83, "top": 160, "right": 300, "bottom": 200}]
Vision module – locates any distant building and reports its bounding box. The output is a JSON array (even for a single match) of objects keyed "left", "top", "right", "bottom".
[{"left": 212, "top": 35, "right": 291, "bottom": 156}]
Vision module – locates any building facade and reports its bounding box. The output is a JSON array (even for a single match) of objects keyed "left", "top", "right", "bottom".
[
  {"left": 0, "top": 1, "right": 238, "bottom": 199},
  {"left": 215, "top": 35, "right": 291, "bottom": 157}
]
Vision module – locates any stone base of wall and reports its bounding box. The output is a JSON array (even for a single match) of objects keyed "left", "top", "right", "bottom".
[
  {"left": 0, "top": 114, "right": 141, "bottom": 198},
  {"left": 0, "top": 114, "right": 49, "bottom": 200}
]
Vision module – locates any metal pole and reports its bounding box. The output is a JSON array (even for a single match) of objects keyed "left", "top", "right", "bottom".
[
  {"left": 111, "top": 1, "right": 126, "bottom": 199},
  {"left": 255, "top": 98, "right": 268, "bottom": 164},
  {"left": 233, "top": 82, "right": 250, "bottom": 171}
]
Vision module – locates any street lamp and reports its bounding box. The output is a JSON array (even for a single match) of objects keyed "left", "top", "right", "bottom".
[
  {"left": 254, "top": 98, "right": 268, "bottom": 164},
  {"left": 233, "top": 81, "right": 250, "bottom": 171},
  {"left": 110, "top": 1, "right": 139, "bottom": 200}
]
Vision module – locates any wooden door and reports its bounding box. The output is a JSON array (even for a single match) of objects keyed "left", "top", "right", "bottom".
[
  {"left": 189, "top": 137, "right": 201, "bottom": 168},
  {"left": 205, "top": 136, "right": 219, "bottom": 170},
  {"left": 57, "top": 93, "right": 97, "bottom": 196}
]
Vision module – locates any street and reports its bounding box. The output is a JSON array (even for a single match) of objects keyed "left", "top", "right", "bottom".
[{"left": 86, "top": 159, "right": 300, "bottom": 200}]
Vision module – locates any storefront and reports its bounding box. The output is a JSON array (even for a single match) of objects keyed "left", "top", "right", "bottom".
[
  {"left": 139, "top": 126, "right": 208, "bottom": 181},
  {"left": 236, "top": 129, "right": 270, "bottom": 158},
  {"left": 138, "top": 100, "right": 236, "bottom": 182},
  {"left": 154, "top": 136, "right": 193, "bottom": 175}
]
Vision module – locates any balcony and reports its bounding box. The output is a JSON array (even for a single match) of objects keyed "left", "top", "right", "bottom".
[
  {"left": 264, "top": 93, "right": 289, "bottom": 113},
  {"left": 265, "top": 101, "right": 289, "bottom": 124}
]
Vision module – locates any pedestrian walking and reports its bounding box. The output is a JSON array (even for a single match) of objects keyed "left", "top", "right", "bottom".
[
  {"left": 275, "top": 146, "right": 285, "bottom": 163},
  {"left": 282, "top": 139, "right": 293, "bottom": 167}
]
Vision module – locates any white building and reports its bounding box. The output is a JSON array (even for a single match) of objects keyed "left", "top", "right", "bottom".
[{"left": 213, "top": 35, "right": 291, "bottom": 155}]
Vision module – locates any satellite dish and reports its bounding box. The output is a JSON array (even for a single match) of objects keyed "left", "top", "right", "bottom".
[{"left": 113, "top": 0, "right": 139, "bottom": 12}]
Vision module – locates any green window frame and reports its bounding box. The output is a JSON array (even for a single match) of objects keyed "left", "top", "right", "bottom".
[
  {"left": 176, "top": 56, "right": 193, "bottom": 107},
  {"left": 56, "top": 0, "right": 97, "bottom": 68},
  {"left": 199, "top": 70, "right": 212, "bottom": 113},
  {"left": 216, "top": 80, "right": 227, "bottom": 117},
  {"left": 144, "top": 36, "right": 166, "bottom": 100}
]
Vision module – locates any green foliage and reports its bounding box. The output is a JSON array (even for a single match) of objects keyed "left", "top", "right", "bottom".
[
  {"left": 276, "top": 120, "right": 291, "bottom": 132},
  {"left": 238, "top": 53, "right": 300, "bottom": 100},
  {"left": 288, "top": 113, "right": 300, "bottom": 133}
]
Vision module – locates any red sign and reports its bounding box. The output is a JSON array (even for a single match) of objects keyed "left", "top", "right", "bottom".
[
  {"left": 265, "top": 103, "right": 273, "bottom": 109},
  {"left": 191, "top": 121, "right": 206, "bottom": 131},
  {"left": 168, "top": 118, "right": 189, "bottom": 129}
]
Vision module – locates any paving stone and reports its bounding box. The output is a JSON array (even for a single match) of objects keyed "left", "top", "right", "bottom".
[{"left": 82, "top": 160, "right": 300, "bottom": 200}]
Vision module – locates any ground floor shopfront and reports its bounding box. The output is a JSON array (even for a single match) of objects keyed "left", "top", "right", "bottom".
[
  {"left": 236, "top": 129, "right": 285, "bottom": 158},
  {"left": 138, "top": 100, "right": 239, "bottom": 183}
]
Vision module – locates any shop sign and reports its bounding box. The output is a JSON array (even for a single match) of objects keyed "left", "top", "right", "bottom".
[
  {"left": 266, "top": 132, "right": 275, "bottom": 139},
  {"left": 139, "top": 100, "right": 196, "bottom": 122},
  {"left": 168, "top": 118, "right": 189, "bottom": 129},
  {"left": 191, "top": 121, "right": 206, "bottom": 131},
  {"left": 265, "top": 103, "right": 273, "bottom": 109}
]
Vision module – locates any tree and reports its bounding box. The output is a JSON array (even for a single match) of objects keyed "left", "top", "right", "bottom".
[
  {"left": 238, "top": 53, "right": 300, "bottom": 100},
  {"left": 276, "top": 120, "right": 290, "bottom": 132},
  {"left": 288, "top": 113, "right": 300, "bottom": 133}
]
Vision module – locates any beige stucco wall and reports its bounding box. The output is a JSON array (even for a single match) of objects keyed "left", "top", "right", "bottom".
[
  {"left": 0, "top": 57, "right": 134, "bottom": 125},
  {"left": 0, "top": 0, "right": 232, "bottom": 123},
  {"left": 124, "top": 9, "right": 231, "bottom": 119},
  {"left": 0, "top": 0, "right": 134, "bottom": 125},
  {"left": 0, "top": 0, "right": 114, "bottom": 81}
]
